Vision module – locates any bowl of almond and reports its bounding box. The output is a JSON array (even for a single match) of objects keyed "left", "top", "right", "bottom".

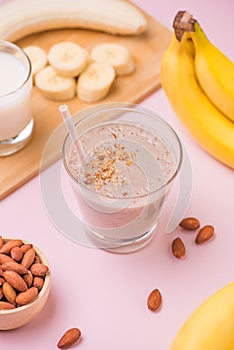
[{"left": 0, "top": 236, "right": 51, "bottom": 330}]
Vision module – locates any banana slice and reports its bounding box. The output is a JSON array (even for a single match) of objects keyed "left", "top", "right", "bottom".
[
  {"left": 48, "top": 41, "right": 89, "bottom": 78},
  {"left": 77, "top": 62, "right": 115, "bottom": 102},
  {"left": 23, "top": 45, "right": 47, "bottom": 79},
  {"left": 35, "top": 66, "right": 76, "bottom": 101},
  {"left": 91, "top": 43, "right": 135, "bottom": 76}
]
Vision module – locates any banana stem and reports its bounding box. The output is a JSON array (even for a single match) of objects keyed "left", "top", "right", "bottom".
[{"left": 173, "top": 11, "right": 196, "bottom": 41}]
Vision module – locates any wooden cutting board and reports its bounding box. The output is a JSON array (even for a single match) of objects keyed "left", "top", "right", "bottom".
[{"left": 0, "top": 9, "right": 172, "bottom": 200}]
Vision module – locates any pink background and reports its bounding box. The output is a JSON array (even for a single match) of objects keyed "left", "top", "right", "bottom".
[{"left": 1, "top": 0, "right": 234, "bottom": 349}]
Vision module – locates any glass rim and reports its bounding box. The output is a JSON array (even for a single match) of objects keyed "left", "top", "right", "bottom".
[
  {"left": 62, "top": 103, "right": 183, "bottom": 199},
  {"left": 0, "top": 40, "right": 32, "bottom": 98}
]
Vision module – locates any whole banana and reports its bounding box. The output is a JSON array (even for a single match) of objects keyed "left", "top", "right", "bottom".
[
  {"left": 181, "top": 12, "right": 234, "bottom": 122},
  {"left": 0, "top": 0, "right": 147, "bottom": 41},
  {"left": 170, "top": 281, "right": 234, "bottom": 349},
  {"left": 160, "top": 31, "right": 234, "bottom": 169}
]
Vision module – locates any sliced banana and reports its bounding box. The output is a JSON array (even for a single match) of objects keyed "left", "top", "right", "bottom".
[
  {"left": 23, "top": 45, "right": 47, "bottom": 79},
  {"left": 77, "top": 62, "right": 115, "bottom": 103},
  {"left": 35, "top": 66, "right": 76, "bottom": 101},
  {"left": 48, "top": 41, "right": 89, "bottom": 78},
  {"left": 91, "top": 43, "right": 135, "bottom": 76}
]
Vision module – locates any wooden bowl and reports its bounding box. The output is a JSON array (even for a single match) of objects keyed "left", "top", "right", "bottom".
[{"left": 0, "top": 238, "right": 51, "bottom": 330}]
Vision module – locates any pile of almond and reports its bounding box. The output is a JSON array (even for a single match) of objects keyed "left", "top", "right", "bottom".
[
  {"left": 171, "top": 217, "right": 215, "bottom": 259},
  {"left": 0, "top": 237, "right": 49, "bottom": 310}
]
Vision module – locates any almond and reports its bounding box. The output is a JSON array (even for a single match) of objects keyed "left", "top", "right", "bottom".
[
  {"left": 195, "top": 225, "right": 214, "bottom": 244},
  {"left": 179, "top": 217, "right": 200, "bottom": 230},
  {"left": 16, "top": 287, "right": 38, "bottom": 306},
  {"left": 2, "top": 282, "right": 17, "bottom": 305},
  {"left": 172, "top": 237, "right": 186, "bottom": 259},
  {"left": 0, "top": 266, "right": 3, "bottom": 276},
  {"left": 0, "top": 253, "right": 14, "bottom": 264},
  {"left": 3, "top": 270, "right": 28, "bottom": 292},
  {"left": 0, "top": 301, "right": 15, "bottom": 310},
  {"left": 0, "top": 287, "right": 3, "bottom": 300},
  {"left": 23, "top": 271, "right": 33, "bottom": 288},
  {"left": 2, "top": 261, "right": 28, "bottom": 275},
  {"left": 34, "top": 255, "right": 41, "bottom": 263},
  {"left": 147, "top": 288, "right": 162, "bottom": 311},
  {"left": 0, "top": 277, "right": 5, "bottom": 286},
  {"left": 30, "top": 263, "right": 49, "bottom": 277},
  {"left": 0, "top": 236, "right": 3, "bottom": 249},
  {"left": 21, "top": 243, "right": 33, "bottom": 254},
  {"left": 0, "top": 239, "right": 23, "bottom": 255},
  {"left": 10, "top": 246, "right": 23, "bottom": 261},
  {"left": 33, "top": 276, "right": 44, "bottom": 290},
  {"left": 21, "top": 248, "right": 35, "bottom": 269},
  {"left": 57, "top": 328, "right": 81, "bottom": 349}
]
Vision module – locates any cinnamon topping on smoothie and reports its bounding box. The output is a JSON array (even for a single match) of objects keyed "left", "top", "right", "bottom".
[
  {"left": 83, "top": 140, "right": 136, "bottom": 191},
  {"left": 66, "top": 122, "right": 176, "bottom": 198}
]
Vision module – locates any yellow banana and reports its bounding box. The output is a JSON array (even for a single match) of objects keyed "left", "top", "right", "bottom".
[
  {"left": 160, "top": 32, "right": 234, "bottom": 169},
  {"left": 186, "top": 13, "right": 234, "bottom": 122},
  {"left": 170, "top": 281, "right": 234, "bottom": 349}
]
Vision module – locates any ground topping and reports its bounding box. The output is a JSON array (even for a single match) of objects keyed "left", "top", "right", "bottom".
[
  {"left": 66, "top": 123, "right": 177, "bottom": 198},
  {"left": 82, "top": 138, "right": 136, "bottom": 192}
]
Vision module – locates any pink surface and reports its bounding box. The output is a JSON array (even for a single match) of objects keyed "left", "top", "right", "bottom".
[{"left": 1, "top": 0, "right": 234, "bottom": 349}]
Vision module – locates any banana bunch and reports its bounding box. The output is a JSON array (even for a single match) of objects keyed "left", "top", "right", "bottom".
[
  {"left": 170, "top": 281, "right": 234, "bottom": 349},
  {"left": 161, "top": 11, "right": 234, "bottom": 169}
]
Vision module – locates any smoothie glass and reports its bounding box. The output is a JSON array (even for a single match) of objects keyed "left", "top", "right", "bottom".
[
  {"left": 0, "top": 40, "right": 34, "bottom": 156},
  {"left": 62, "top": 103, "right": 182, "bottom": 253}
]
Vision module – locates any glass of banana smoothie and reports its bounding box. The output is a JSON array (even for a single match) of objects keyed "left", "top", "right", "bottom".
[
  {"left": 62, "top": 103, "right": 182, "bottom": 253},
  {"left": 0, "top": 40, "right": 33, "bottom": 156}
]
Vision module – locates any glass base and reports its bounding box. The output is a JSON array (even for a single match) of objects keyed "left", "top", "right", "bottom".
[
  {"left": 0, "top": 118, "right": 34, "bottom": 156},
  {"left": 85, "top": 224, "right": 158, "bottom": 253}
]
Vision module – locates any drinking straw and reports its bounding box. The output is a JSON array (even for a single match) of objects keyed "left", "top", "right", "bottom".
[{"left": 59, "top": 104, "right": 84, "bottom": 162}]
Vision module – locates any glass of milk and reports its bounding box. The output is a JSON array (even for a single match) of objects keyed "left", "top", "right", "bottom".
[
  {"left": 0, "top": 40, "right": 34, "bottom": 156},
  {"left": 62, "top": 103, "right": 183, "bottom": 253}
]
